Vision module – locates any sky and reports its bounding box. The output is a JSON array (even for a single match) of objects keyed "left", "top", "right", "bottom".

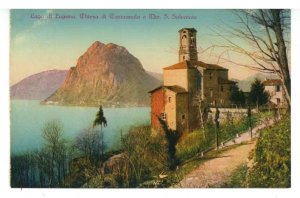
[{"left": 10, "top": 9, "right": 287, "bottom": 85}]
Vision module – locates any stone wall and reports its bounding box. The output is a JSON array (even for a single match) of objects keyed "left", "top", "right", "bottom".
[
  {"left": 176, "top": 93, "right": 189, "bottom": 133},
  {"left": 210, "top": 108, "right": 257, "bottom": 123}
]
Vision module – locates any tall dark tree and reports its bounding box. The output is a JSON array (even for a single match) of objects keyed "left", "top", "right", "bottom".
[
  {"left": 158, "top": 117, "right": 180, "bottom": 170},
  {"left": 230, "top": 83, "right": 246, "bottom": 107},
  {"left": 93, "top": 105, "right": 107, "bottom": 156},
  {"left": 248, "top": 78, "right": 269, "bottom": 110}
]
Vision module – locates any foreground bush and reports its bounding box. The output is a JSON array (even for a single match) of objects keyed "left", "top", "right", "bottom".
[{"left": 247, "top": 114, "right": 291, "bottom": 187}]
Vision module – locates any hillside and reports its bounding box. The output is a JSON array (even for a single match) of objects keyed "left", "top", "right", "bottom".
[
  {"left": 10, "top": 70, "right": 68, "bottom": 100},
  {"left": 232, "top": 73, "right": 278, "bottom": 92},
  {"left": 45, "top": 41, "right": 161, "bottom": 107}
]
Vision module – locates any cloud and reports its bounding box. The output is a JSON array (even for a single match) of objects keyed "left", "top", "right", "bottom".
[
  {"left": 13, "top": 10, "right": 54, "bottom": 45},
  {"left": 14, "top": 33, "right": 29, "bottom": 45}
]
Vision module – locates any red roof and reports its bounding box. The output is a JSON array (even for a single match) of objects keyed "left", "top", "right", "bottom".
[
  {"left": 163, "top": 62, "right": 190, "bottom": 70},
  {"left": 163, "top": 60, "right": 228, "bottom": 71},
  {"left": 148, "top": 85, "right": 188, "bottom": 94},
  {"left": 263, "top": 79, "right": 282, "bottom": 86}
]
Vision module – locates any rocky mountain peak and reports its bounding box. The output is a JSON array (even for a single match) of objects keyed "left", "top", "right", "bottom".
[
  {"left": 45, "top": 41, "right": 161, "bottom": 107},
  {"left": 87, "top": 41, "right": 105, "bottom": 52}
]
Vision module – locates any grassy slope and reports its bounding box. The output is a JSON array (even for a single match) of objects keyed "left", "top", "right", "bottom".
[{"left": 222, "top": 114, "right": 290, "bottom": 188}]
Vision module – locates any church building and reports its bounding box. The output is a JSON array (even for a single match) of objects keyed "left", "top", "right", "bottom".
[{"left": 149, "top": 28, "right": 236, "bottom": 134}]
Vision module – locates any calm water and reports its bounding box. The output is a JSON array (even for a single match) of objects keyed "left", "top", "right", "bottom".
[{"left": 10, "top": 100, "right": 150, "bottom": 155}]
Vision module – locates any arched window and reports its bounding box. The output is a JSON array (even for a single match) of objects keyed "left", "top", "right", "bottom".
[{"left": 181, "top": 35, "right": 187, "bottom": 46}]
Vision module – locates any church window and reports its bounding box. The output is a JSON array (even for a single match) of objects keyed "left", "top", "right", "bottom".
[
  {"left": 209, "top": 72, "right": 213, "bottom": 80},
  {"left": 190, "top": 36, "right": 195, "bottom": 47},
  {"left": 168, "top": 97, "right": 171, "bottom": 103},
  {"left": 276, "top": 85, "right": 280, "bottom": 92},
  {"left": 182, "top": 114, "right": 185, "bottom": 120},
  {"left": 183, "top": 56, "right": 185, "bottom": 60},
  {"left": 220, "top": 85, "right": 224, "bottom": 92}
]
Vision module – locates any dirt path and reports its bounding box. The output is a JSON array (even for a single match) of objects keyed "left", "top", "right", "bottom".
[{"left": 175, "top": 141, "right": 256, "bottom": 188}]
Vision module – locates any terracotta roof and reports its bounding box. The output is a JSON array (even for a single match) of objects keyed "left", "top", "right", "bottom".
[
  {"left": 165, "top": 86, "right": 188, "bottom": 93},
  {"left": 195, "top": 61, "right": 228, "bottom": 70},
  {"left": 263, "top": 79, "right": 282, "bottom": 86},
  {"left": 218, "top": 78, "right": 237, "bottom": 84},
  {"left": 148, "top": 86, "right": 163, "bottom": 93},
  {"left": 163, "top": 61, "right": 190, "bottom": 70},
  {"left": 148, "top": 85, "right": 188, "bottom": 94},
  {"left": 163, "top": 60, "right": 228, "bottom": 71}
]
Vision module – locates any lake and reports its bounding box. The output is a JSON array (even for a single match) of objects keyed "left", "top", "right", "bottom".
[{"left": 10, "top": 100, "right": 150, "bottom": 155}]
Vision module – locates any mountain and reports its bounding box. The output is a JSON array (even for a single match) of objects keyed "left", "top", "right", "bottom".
[
  {"left": 147, "top": 71, "right": 163, "bottom": 81},
  {"left": 44, "top": 41, "right": 161, "bottom": 107},
  {"left": 10, "top": 70, "right": 68, "bottom": 100},
  {"left": 232, "top": 73, "right": 278, "bottom": 92}
]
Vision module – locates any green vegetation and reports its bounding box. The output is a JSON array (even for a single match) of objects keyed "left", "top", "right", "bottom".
[
  {"left": 176, "top": 113, "right": 258, "bottom": 164},
  {"left": 223, "top": 114, "right": 290, "bottom": 188},
  {"left": 11, "top": 104, "right": 287, "bottom": 188},
  {"left": 11, "top": 120, "right": 69, "bottom": 187},
  {"left": 158, "top": 118, "right": 181, "bottom": 170},
  {"left": 221, "top": 164, "right": 248, "bottom": 188},
  {"left": 230, "top": 83, "right": 246, "bottom": 107},
  {"left": 93, "top": 105, "right": 107, "bottom": 157},
  {"left": 248, "top": 78, "right": 269, "bottom": 110},
  {"left": 169, "top": 144, "right": 242, "bottom": 187},
  {"left": 247, "top": 114, "right": 290, "bottom": 187},
  {"left": 83, "top": 126, "right": 169, "bottom": 188}
]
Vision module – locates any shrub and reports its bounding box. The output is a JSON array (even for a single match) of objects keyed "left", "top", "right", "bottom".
[
  {"left": 247, "top": 114, "right": 291, "bottom": 187},
  {"left": 120, "top": 126, "right": 168, "bottom": 187}
]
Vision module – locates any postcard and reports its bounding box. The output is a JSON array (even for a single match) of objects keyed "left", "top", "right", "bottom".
[{"left": 10, "top": 9, "right": 291, "bottom": 188}]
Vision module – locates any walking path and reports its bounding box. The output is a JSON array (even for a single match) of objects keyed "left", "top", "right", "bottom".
[
  {"left": 175, "top": 141, "right": 255, "bottom": 188},
  {"left": 175, "top": 117, "right": 275, "bottom": 188}
]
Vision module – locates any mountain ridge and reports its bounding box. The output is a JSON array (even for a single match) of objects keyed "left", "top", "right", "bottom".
[
  {"left": 10, "top": 69, "right": 68, "bottom": 100},
  {"left": 44, "top": 41, "right": 161, "bottom": 107}
]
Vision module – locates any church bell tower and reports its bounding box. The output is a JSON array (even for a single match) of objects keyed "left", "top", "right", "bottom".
[{"left": 179, "top": 28, "right": 198, "bottom": 62}]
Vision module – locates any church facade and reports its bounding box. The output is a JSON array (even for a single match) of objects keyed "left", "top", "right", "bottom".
[{"left": 149, "top": 28, "right": 236, "bottom": 133}]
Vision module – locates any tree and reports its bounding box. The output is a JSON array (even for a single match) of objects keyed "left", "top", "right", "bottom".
[
  {"left": 214, "top": 107, "right": 220, "bottom": 150},
  {"left": 247, "top": 105, "right": 253, "bottom": 139},
  {"left": 11, "top": 152, "right": 36, "bottom": 187},
  {"left": 93, "top": 106, "right": 107, "bottom": 157},
  {"left": 230, "top": 83, "right": 246, "bottom": 107},
  {"left": 248, "top": 78, "right": 269, "bottom": 110},
  {"left": 193, "top": 92, "right": 211, "bottom": 139},
  {"left": 121, "top": 126, "right": 161, "bottom": 186},
  {"left": 215, "top": 9, "right": 290, "bottom": 108},
  {"left": 42, "top": 120, "right": 67, "bottom": 187},
  {"left": 158, "top": 117, "right": 180, "bottom": 170},
  {"left": 75, "top": 127, "right": 103, "bottom": 161}
]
